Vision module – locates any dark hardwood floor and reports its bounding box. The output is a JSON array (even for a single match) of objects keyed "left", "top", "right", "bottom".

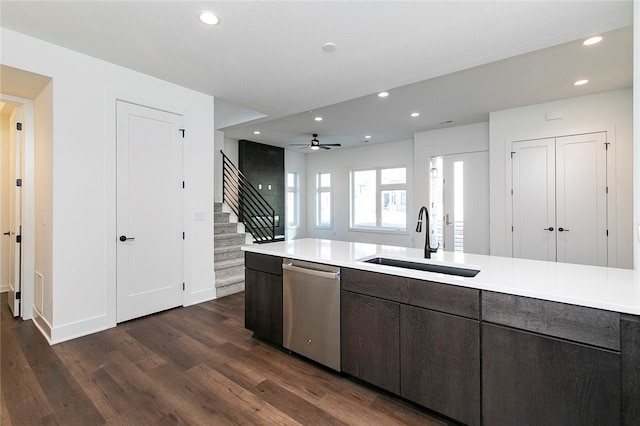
[{"left": 1, "top": 292, "right": 451, "bottom": 425}]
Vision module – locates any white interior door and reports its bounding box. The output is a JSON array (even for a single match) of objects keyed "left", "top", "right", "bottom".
[
  {"left": 7, "top": 107, "right": 22, "bottom": 317},
  {"left": 441, "top": 152, "right": 490, "bottom": 254},
  {"left": 116, "top": 101, "right": 183, "bottom": 323},
  {"left": 512, "top": 138, "right": 556, "bottom": 262},
  {"left": 555, "top": 132, "right": 608, "bottom": 266}
]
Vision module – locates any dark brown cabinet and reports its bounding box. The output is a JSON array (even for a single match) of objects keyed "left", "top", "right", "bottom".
[
  {"left": 244, "top": 252, "right": 283, "bottom": 345},
  {"left": 341, "top": 268, "right": 480, "bottom": 425},
  {"left": 482, "top": 291, "right": 624, "bottom": 426},
  {"left": 482, "top": 323, "right": 621, "bottom": 426},
  {"left": 244, "top": 255, "right": 639, "bottom": 425},
  {"left": 401, "top": 305, "right": 480, "bottom": 426},
  {"left": 341, "top": 291, "right": 400, "bottom": 394}
]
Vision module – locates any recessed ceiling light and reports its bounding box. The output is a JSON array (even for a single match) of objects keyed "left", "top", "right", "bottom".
[
  {"left": 315, "top": 116, "right": 323, "bottom": 121},
  {"left": 411, "top": 112, "right": 420, "bottom": 117},
  {"left": 583, "top": 36, "right": 602, "bottom": 46},
  {"left": 378, "top": 92, "right": 389, "bottom": 98},
  {"left": 199, "top": 11, "right": 219, "bottom": 25},
  {"left": 365, "top": 135, "right": 372, "bottom": 139},
  {"left": 322, "top": 42, "right": 336, "bottom": 53},
  {"left": 253, "top": 131, "right": 261, "bottom": 135},
  {"left": 574, "top": 79, "right": 589, "bottom": 86}
]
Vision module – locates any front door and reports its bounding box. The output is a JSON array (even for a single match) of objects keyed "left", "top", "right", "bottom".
[
  {"left": 430, "top": 151, "right": 490, "bottom": 255},
  {"left": 116, "top": 101, "right": 184, "bottom": 323}
]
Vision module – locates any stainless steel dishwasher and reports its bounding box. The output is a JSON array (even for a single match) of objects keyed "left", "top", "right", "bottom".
[{"left": 282, "top": 258, "right": 341, "bottom": 371}]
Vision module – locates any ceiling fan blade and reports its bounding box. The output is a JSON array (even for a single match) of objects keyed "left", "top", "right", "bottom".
[
  {"left": 321, "top": 143, "right": 342, "bottom": 147},
  {"left": 289, "top": 144, "right": 308, "bottom": 146},
  {"left": 320, "top": 145, "right": 331, "bottom": 150}
]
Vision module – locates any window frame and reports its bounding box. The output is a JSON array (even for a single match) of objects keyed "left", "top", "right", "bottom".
[{"left": 350, "top": 166, "right": 407, "bottom": 232}]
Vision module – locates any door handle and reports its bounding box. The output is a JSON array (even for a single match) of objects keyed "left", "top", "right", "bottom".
[
  {"left": 119, "top": 235, "right": 136, "bottom": 242},
  {"left": 2, "top": 231, "right": 11, "bottom": 236},
  {"left": 558, "top": 227, "right": 569, "bottom": 232},
  {"left": 544, "top": 227, "right": 554, "bottom": 231}
]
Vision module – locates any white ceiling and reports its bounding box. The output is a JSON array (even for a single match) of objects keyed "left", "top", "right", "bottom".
[{"left": 0, "top": 1, "right": 633, "bottom": 150}]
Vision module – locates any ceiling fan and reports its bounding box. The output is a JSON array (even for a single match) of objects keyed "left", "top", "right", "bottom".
[{"left": 290, "top": 134, "right": 342, "bottom": 151}]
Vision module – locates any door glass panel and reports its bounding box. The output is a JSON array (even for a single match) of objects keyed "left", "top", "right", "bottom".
[
  {"left": 429, "top": 157, "right": 443, "bottom": 247},
  {"left": 453, "top": 161, "right": 464, "bottom": 252}
]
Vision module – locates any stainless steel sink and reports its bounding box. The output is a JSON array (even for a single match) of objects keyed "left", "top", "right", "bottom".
[{"left": 362, "top": 257, "right": 480, "bottom": 277}]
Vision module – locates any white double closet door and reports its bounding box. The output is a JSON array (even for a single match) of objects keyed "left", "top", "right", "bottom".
[{"left": 511, "top": 132, "right": 607, "bottom": 266}]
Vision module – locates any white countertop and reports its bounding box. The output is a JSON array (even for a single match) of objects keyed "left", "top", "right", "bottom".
[{"left": 242, "top": 238, "right": 640, "bottom": 315}]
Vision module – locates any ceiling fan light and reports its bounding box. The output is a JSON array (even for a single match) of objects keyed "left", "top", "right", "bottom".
[{"left": 310, "top": 145, "right": 320, "bottom": 151}]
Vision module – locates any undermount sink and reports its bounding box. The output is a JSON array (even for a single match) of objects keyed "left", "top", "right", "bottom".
[{"left": 363, "top": 257, "right": 480, "bottom": 278}]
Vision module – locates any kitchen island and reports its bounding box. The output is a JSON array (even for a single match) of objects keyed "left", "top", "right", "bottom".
[{"left": 242, "top": 238, "right": 640, "bottom": 426}]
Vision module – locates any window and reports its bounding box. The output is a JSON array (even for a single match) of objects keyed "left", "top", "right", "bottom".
[
  {"left": 351, "top": 167, "right": 406, "bottom": 231},
  {"left": 286, "top": 172, "right": 299, "bottom": 228},
  {"left": 316, "top": 172, "right": 332, "bottom": 227}
]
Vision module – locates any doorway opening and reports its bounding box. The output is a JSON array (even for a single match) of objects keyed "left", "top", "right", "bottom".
[{"left": 0, "top": 94, "right": 35, "bottom": 322}]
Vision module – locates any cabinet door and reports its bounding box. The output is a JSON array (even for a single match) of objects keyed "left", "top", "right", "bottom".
[
  {"left": 244, "top": 268, "right": 283, "bottom": 345},
  {"left": 341, "top": 291, "right": 400, "bottom": 394},
  {"left": 401, "top": 305, "right": 480, "bottom": 426},
  {"left": 483, "top": 323, "right": 621, "bottom": 426}
]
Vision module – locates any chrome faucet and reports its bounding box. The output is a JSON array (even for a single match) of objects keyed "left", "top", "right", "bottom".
[{"left": 416, "top": 206, "right": 439, "bottom": 259}]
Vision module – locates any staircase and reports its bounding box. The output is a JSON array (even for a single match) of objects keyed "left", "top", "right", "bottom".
[{"left": 214, "top": 202, "right": 248, "bottom": 297}]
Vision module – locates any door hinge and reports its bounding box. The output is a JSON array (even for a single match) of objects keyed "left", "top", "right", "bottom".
[
  {"left": 510, "top": 189, "right": 514, "bottom": 195},
  {"left": 16, "top": 235, "right": 21, "bottom": 243},
  {"left": 16, "top": 178, "right": 22, "bottom": 187},
  {"left": 606, "top": 229, "right": 609, "bottom": 237},
  {"left": 16, "top": 122, "right": 22, "bottom": 131},
  {"left": 511, "top": 226, "right": 514, "bottom": 232},
  {"left": 182, "top": 232, "right": 185, "bottom": 240},
  {"left": 182, "top": 283, "right": 185, "bottom": 291},
  {"left": 179, "top": 129, "right": 185, "bottom": 138},
  {"left": 15, "top": 291, "right": 21, "bottom": 300},
  {"left": 182, "top": 181, "right": 185, "bottom": 189}
]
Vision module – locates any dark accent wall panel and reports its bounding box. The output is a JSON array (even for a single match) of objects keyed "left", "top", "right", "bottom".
[{"left": 238, "top": 140, "right": 285, "bottom": 236}]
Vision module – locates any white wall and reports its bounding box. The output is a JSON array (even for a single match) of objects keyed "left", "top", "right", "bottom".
[
  {"left": 305, "top": 139, "right": 414, "bottom": 247},
  {"left": 413, "top": 122, "right": 490, "bottom": 250},
  {"left": 1, "top": 28, "right": 215, "bottom": 343},
  {"left": 490, "top": 89, "right": 633, "bottom": 268},
  {"left": 285, "top": 148, "right": 307, "bottom": 240}
]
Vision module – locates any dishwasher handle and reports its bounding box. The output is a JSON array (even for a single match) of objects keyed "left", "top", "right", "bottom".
[{"left": 282, "top": 263, "right": 340, "bottom": 280}]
